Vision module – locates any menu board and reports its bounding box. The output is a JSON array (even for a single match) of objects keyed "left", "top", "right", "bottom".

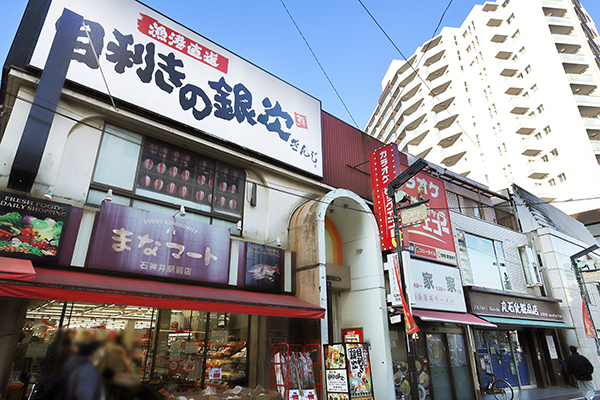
[{"left": 325, "top": 343, "right": 374, "bottom": 400}]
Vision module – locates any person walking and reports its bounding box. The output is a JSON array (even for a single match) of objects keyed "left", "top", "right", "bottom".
[
  {"left": 64, "top": 340, "right": 106, "bottom": 400},
  {"left": 565, "top": 345, "right": 596, "bottom": 400}
]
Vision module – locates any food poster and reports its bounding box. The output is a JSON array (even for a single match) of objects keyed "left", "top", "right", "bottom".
[
  {"left": 393, "top": 339, "right": 432, "bottom": 400},
  {"left": 346, "top": 344, "right": 374, "bottom": 400},
  {"left": 325, "top": 344, "right": 349, "bottom": 400},
  {"left": 0, "top": 191, "right": 71, "bottom": 263},
  {"left": 244, "top": 242, "right": 284, "bottom": 291}
]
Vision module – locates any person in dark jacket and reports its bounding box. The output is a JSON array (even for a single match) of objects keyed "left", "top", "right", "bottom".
[
  {"left": 565, "top": 345, "right": 595, "bottom": 400},
  {"left": 64, "top": 340, "right": 106, "bottom": 400}
]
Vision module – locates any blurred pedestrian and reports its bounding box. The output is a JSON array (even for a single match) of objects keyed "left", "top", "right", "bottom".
[
  {"left": 64, "top": 340, "right": 106, "bottom": 400},
  {"left": 565, "top": 345, "right": 595, "bottom": 400}
]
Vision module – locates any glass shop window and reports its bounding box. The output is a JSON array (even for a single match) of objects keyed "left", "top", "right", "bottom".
[{"left": 457, "top": 232, "right": 511, "bottom": 291}]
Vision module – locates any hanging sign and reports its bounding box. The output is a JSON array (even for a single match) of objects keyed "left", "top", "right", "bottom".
[
  {"left": 400, "top": 290, "right": 419, "bottom": 335},
  {"left": 583, "top": 298, "right": 596, "bottom": 338}
]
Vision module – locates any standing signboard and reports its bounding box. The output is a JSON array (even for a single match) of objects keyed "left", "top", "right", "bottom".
[
  {"left": 324, "top": 343, "right": 374, "bottom": 400},
  {"left": 29, "top": 0, "right": 323, "bottom": 177}
]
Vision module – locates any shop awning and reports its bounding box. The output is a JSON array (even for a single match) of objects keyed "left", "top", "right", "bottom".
[
  {"left": 480, "top": 316, "right": 574, "bottom": 329},
  {"left": 412, "top": 309, "right": 497, "bottom": 327},
  {"left": 0, "top": 257, "right": 36, "bottom": 281},
  {"left": 0, "top": 266, "right": 324, "bottom": 319}
]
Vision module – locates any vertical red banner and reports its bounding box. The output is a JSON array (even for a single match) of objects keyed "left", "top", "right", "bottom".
[
  {"left": 369, "top": 144, "right": 402, "bottom": 251},
  {"left": 583, "top": 298, "right": 595, "bottom": 338}
]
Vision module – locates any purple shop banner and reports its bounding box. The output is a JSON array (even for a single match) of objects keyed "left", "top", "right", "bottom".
[{"left": 87, "top": 202, "right": 230, "bottom": 284}]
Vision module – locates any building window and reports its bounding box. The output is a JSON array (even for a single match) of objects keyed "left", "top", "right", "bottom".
[
  {"left": 542, "top": 155, "right": 549, "bottom": 162},
  {"left": 512, "top": 30, "right": 520, "bottom": 40},
  {"left": 519, "top": 245, "right": 542, "bottom": 286},
  {"left": 507, "top": 13, "right": 515, "bottom": 24},
  {"left": 519, "top": 46, "right": 526, "bottom": 55},
  {"left": 551, "top": 148, "right": 559, "bottom": 157},
  {"left": 90, "top": 125, "right": 245, "bottom": 230},
  {"left": 457, "top": 232, "right": 511, "bottom": 291},
  {"left": 525, "top": 65, "right": 532, "bottom": 74},
  {"left": 517, "top": 73, "right": 524, "bottom": 79},
  {"left": 534, "top": 132, "right": 542, "bottom": 140},
  {"left": 558, "top": 173, "right": 567, "bottom": 182},
  {"left": 549, "top": 178, "right": 556, "bottom": 186},
  {"left": 531, "top": 84, "right": 538, "bottom": 92},
  {"left": 543, "top": 125, "right": 551, "bottom": 135},
  {"left": 537, "top": 104, "right": 544, "bottom": 113}
]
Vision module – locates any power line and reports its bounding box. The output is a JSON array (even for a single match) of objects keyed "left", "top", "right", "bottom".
[{"left": 278, "top": 0, "right": 359, "bottom": 128}]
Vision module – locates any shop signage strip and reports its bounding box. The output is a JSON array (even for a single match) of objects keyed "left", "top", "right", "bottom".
[
  {"left": 467, "top": 289, "right": 565, "bottom": 322},
  {"left": 29, "top": 0, "right": 323, "bottom": 176}
]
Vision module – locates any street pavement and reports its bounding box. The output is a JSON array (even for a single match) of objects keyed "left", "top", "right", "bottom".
[{"left": 482, "top": 386, "right": 596, "bottom": 400}]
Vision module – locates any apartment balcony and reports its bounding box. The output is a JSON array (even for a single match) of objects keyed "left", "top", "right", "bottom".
[
  {"left": 482, "top": 2, "right": 499, "bottom": 12},
  {"left": 401, "top": 97, "right": 424, "bottom": 118},
  {"left": 507, "top": 97, "right": 530, "bottom": 115},
  {"left": 429, "top": 80, "right": 452, "bottom": 96},
  {"left": 424, "top": 49, "right": 446, "bottom": 67},
  {"left": 437, "top": 130, "right": 462, "bottom": 148},
  {"left": 426, "top": 64, "right": 449, "bottom": 82},
  {"left": 489, "top": 25, "right": 510, "bottom": 43},
  {"left": 531, "top": 185, "right": 557, "bottom": 202},
  {"left": 553, "top": 33, "right": 582, "bottom": 53},
  {"left": 546, "top": 15, "right": 574, "bottom": 35},
  {"left": 560, "top": 53, "right": 589, "bottom": 74},
  {"left": 503, "top": 80, "right": 524, "bottom": 96},
  {"left": 406, "top": 127, "right": 430, "bottom": 146},
  {"left": 432, "top": 113, "right": 458, "bottom": 131},
  {"left": 514, "top": 116, "right": 536, "bottom": 135},
  {"left": 590, "top": 140, "right": 600, "bottom": 154},
  {"left": 400, "top": 82, "right": 422, "bottom": 104},
  {"left": 486, "top": 16, "right": 503, "bottom": 27},
  {"left": 399, "top": 70, "right": 419, "bottom": 88},
  {"left": 567, "top": 73, "right": 598, "bottom": 95},
  {"left": 498, "top": 58, "right": 520, "bottom": 77},
  {"left": 519, "top": 138, "right": 543, "bottom": 156},
  {"left": 583, "top": 117, "right": 600, "bottom": 139},
  {"left": 431, "top": 93, "right": 455, "bottom": 113},
  {"left": 493, "top": 42, "right": 513, "bottom": 60},
  {"left": 421, "top": 36, "right": 443, "bottom": 54},
  {"left": 542, "top": 0, "right": 567, "bottom": 17},
  {"left": 524, "top": 161, "right": 549, "bottom": 179},
  {"left": 404, "top": 112, "right": 427, "bottom": 132},
  {"left": 441, "top": 145, "right": 468, "bottom": 168},
  {"left": 575, "top": 94, "right": 600, "bottom": 117}
]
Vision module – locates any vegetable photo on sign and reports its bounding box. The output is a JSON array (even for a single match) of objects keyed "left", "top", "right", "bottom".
[{"left": 0, "top": 192, "right": 71, "bottom": 263}]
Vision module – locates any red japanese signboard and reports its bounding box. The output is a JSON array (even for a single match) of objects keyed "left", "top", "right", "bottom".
[
  {"left": 369, "top": 144, "right": 402, "bottom": 252},
  {"left": 369, "top": 145, "right": 457, "bottom": 265}
]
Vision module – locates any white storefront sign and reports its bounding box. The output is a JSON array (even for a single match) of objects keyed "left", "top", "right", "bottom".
[
  {"left": 408, "top": 258, "right": 467, "bottom": 312},
  {"left": 30, "top": 0, "right": 323, "bottom": 177}
]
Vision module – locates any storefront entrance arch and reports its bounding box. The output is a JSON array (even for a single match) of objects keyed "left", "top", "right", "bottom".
[{"left": 289, "top": 188, "right": 396, "bottom": 400}]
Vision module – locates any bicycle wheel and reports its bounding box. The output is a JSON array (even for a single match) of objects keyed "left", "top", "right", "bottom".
[{"left": 491, "top": 379, "right": 514, "bottom": 400}]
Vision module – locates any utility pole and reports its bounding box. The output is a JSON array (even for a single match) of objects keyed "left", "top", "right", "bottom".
[
  {"left": 571, "top": 244, "right": 600, "bottom": 359},
  {"left": 387, "top": 158, "right": 428, "bottom": 400}
]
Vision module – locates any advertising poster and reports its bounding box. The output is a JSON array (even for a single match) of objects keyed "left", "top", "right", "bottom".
[
  {"left": 87, "top": 202, "right": 230, "bottom": 283},
  {"left": 0, "top": 191, "right": 71, "bottom": 263},
  {"left": 244, "top": 242, "right": 284, "bottom": 291},
  {"left": 325, "top": 343, "right": 374, "bottom": 400}
]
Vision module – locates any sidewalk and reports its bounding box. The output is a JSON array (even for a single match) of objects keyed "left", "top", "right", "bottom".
[{"left": 483, "top": 386, "right": 597, "bottom": 400}]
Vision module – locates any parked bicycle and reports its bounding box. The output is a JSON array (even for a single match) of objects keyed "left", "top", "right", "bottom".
[{"left": 483, "top": 371, "right": 514, "bottom": 400}]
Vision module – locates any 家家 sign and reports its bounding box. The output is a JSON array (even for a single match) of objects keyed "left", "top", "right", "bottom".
[
  {"left": 29, "top": 0, "right": 323, "bottom": 177},
  {"left": 87, "top": 202, "right": 230, "bottom": 283},
  {"left": 408, "top": 258, "right": 466, "bottom": 312}
]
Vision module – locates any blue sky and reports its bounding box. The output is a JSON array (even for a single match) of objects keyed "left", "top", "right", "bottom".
[{"left": 2, "top": 0, "right": 599, "bottom": 129}]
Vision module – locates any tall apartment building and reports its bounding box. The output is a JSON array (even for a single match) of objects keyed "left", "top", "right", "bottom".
[{"left": 365, "top": 0, "right": 600, "bottom": 239}]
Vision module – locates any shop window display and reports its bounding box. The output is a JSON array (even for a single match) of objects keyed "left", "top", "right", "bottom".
[{"left": 5, "top": 300, "right": 251, "bottom": 400}]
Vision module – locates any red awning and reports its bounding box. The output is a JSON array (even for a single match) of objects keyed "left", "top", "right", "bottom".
[
  {"left": 412, "top": 309, "right": 496, "bottom": 327},
  {"left": 0, "top": 257, "right": 36, "bottom": 281},
  {"left": 0, "top": 266, "right": 324, "bottom": 319}
]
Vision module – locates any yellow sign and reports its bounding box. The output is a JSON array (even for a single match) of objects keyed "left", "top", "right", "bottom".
[
  {"left": 401, "top": 204, "right": 428, "bottom": 225},
  {"left": 582, "top": 269, "right": 600, "bottom": 283}
]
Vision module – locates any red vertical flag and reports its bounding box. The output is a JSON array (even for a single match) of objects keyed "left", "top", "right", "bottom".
[
  {"left": 583, "top": 298, "right": 595, "bottom": 338},
  {"left": 401, "top": 290, "right": 420, "bottom": 335}
]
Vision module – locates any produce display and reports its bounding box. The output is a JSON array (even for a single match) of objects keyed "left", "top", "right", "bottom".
[{"left": 0, "top": 212, "right": 63, "bottom": 256}]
